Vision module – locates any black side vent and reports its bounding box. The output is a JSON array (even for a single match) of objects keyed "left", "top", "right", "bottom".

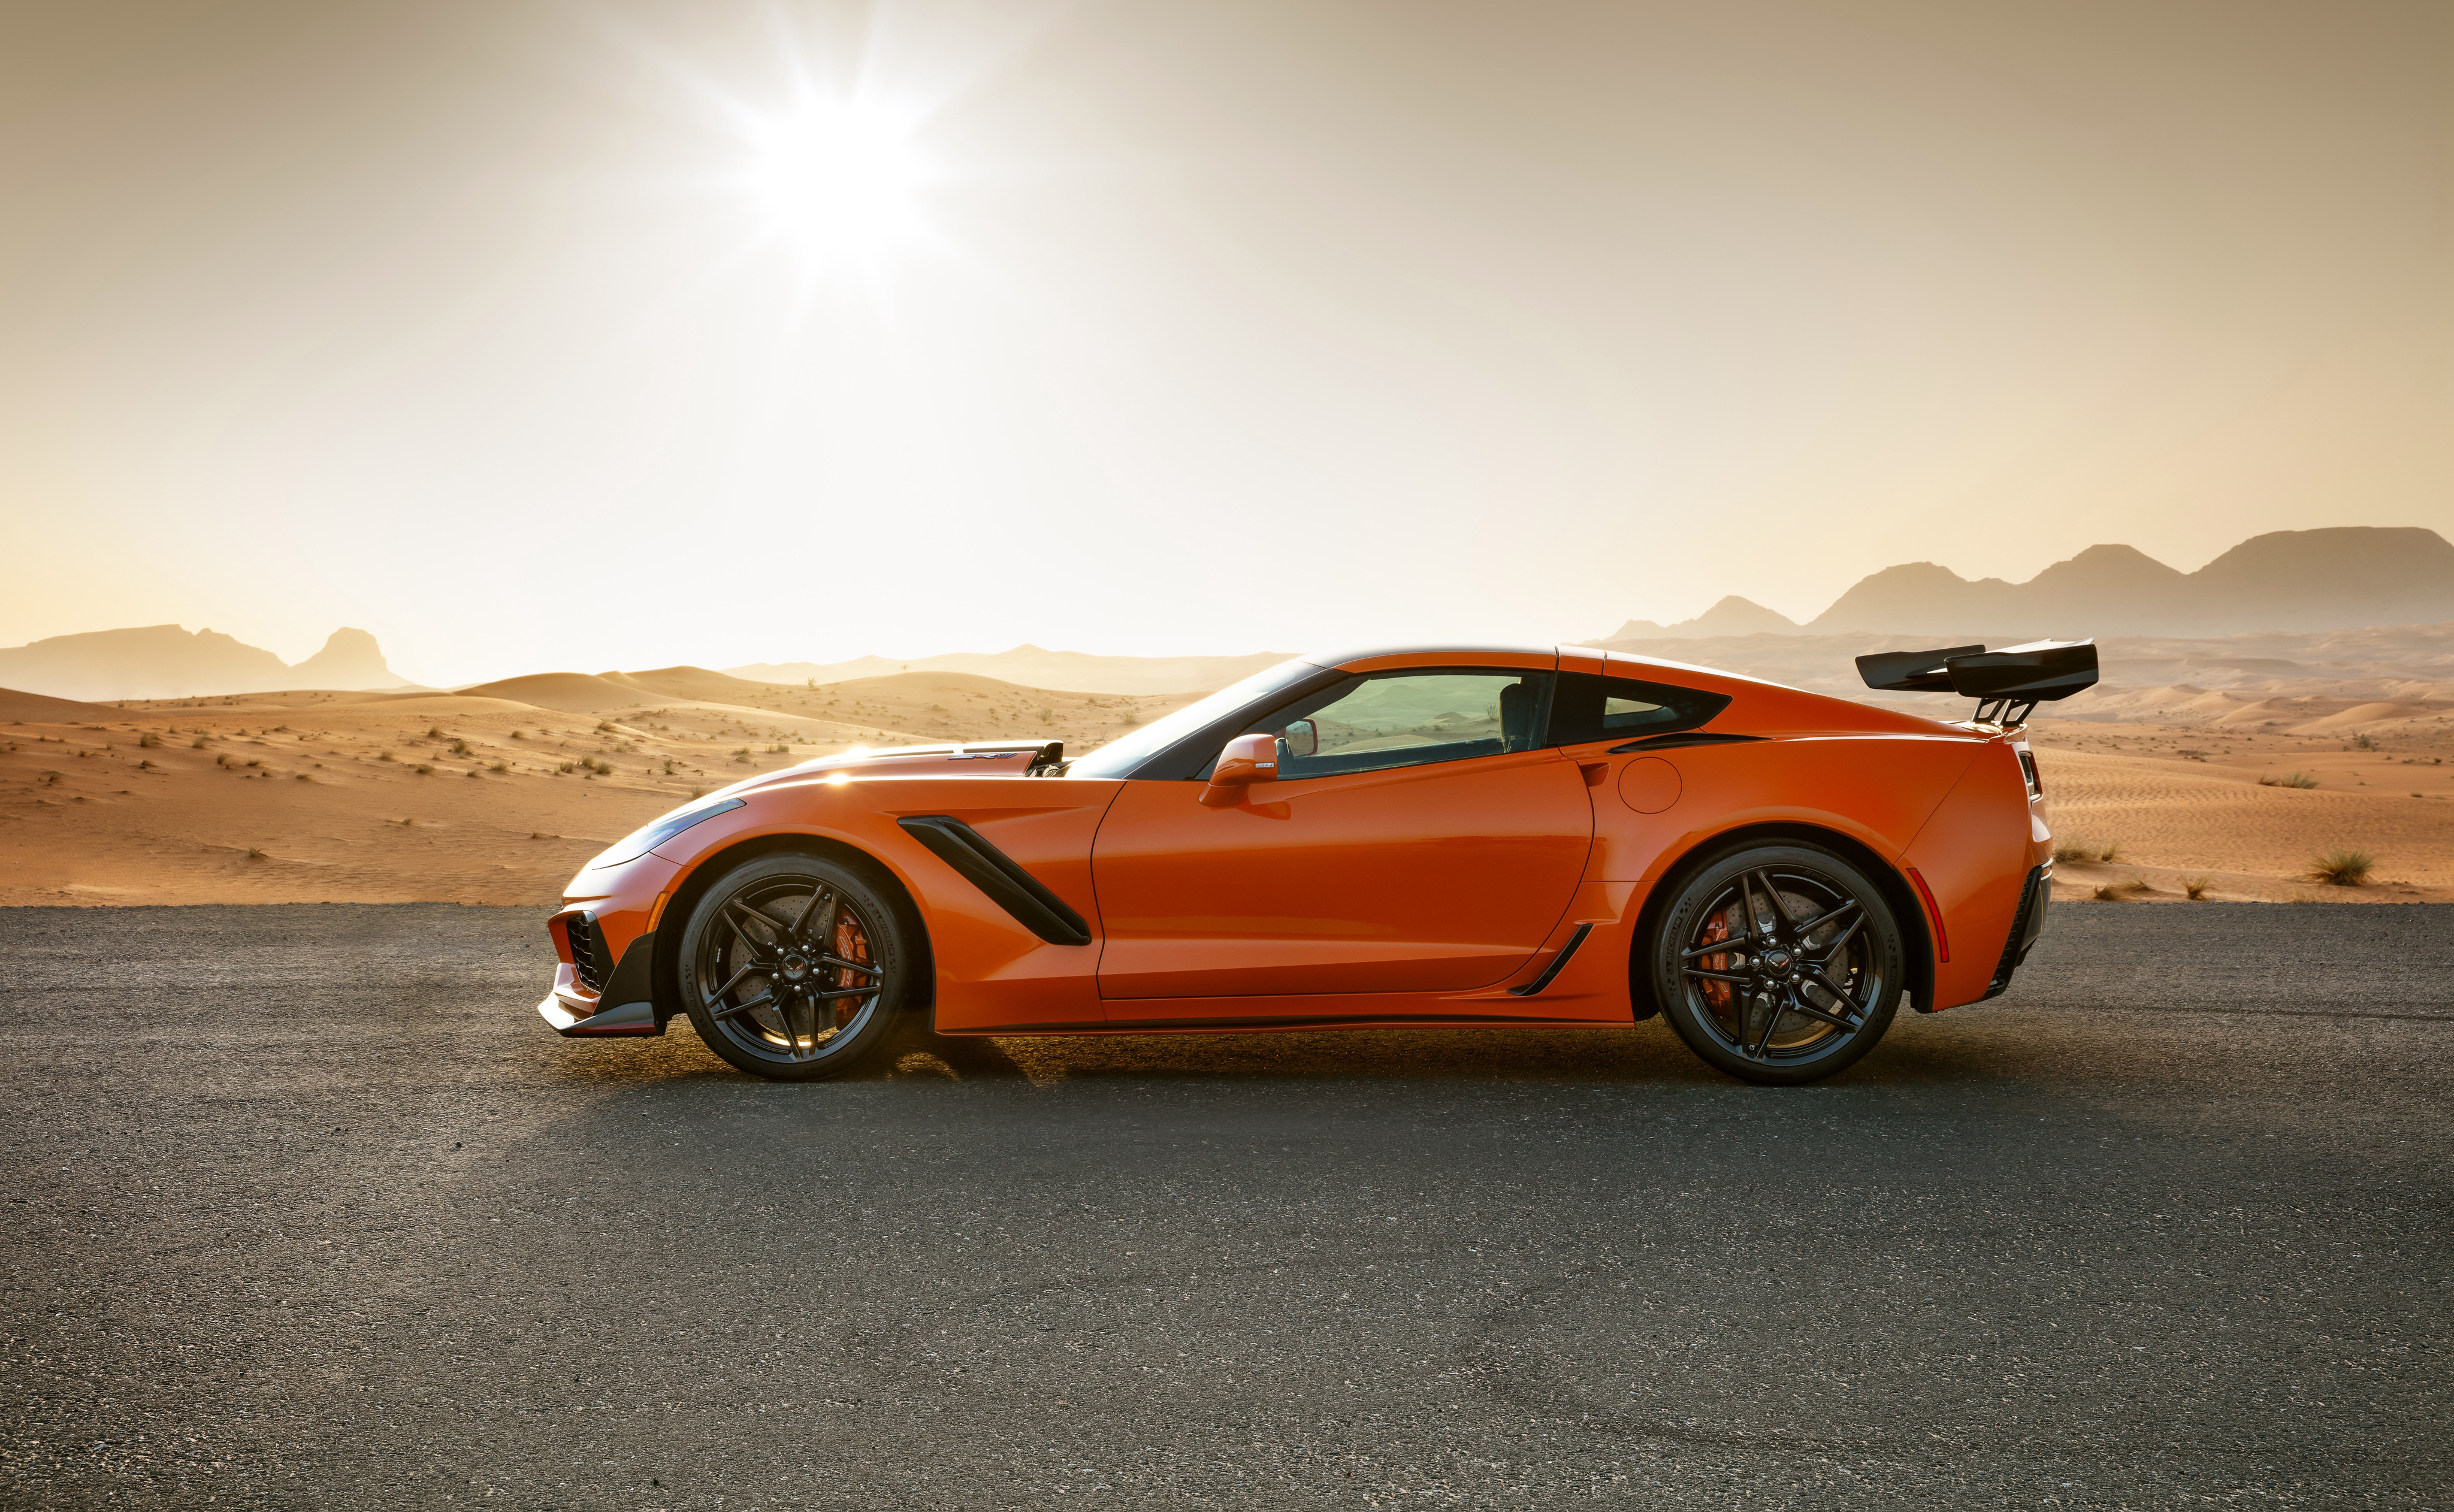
[
  {"left": 897, "top": 817, "right": 1093, "bottom": 946},
  {"left": 1981, "top": 866, "right": 2050, "bottom": 1000},
  {"left": 566, "top": 913, "right": 606, "bottom": 993}
]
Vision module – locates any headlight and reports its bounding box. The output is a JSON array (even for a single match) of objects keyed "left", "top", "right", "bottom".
[{"left": 586, "top": 797, "right": 745, "bottom": 869}]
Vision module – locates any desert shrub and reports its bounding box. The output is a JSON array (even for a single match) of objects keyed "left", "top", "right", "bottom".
[
  {"left": 766, "top": 743, "right": 790, "bottom": 754},
  {"left": 136, "top": 758, "right": 154, "bottom": 771},
  {"left": 415, "top": 764, "right": 434, "bottom": 776},
  {"left": 192, "top": 737, "right": 207, "bottom": 749},
  {"left": 557, "top": 762, "right": 575, "bottom": 775},
  {"left": 2304, "top": 848, "right": 2374, "bottom": 887},
  {"left": 138, "top": 732, "right": 159, "bottom": 748},
  {"left": 2180, "top": 875, "right": 2211, "bottom": 900},
  {"left": 2051, "top": 839, "right": 2123, "bottom": 863},
  {"left": 2092, "top": 877, "right": 2151, "bottom": 901},
  {"left": 214, "top": 754, "right": 231, "bottom": 767},
  {"left": 450, "top": 739, "right": 470, "bottom": 756},
  {"left": 246, "top": 848, "right": 266, "bottom": 860},
  {"left": 2352, "top": 733, "right": 2380, "bottom": 751},
  {"left": 295, "top": 773, "right": 312, "bottom": 782},
  {"left": 427, "top": 726, "right": 446, "bottom": 739},
  {"left": 490, "top": 761, "right": 509, "bottom": 773},
  {"left": 510, "top": 730, "right": 525, "bottom": 739},
  {"left": 378, "top": 750, "right": 394, "bottom": 761},
  {"left": 689, "top": 785, "right": 706, "bottom": 799},
  {"left": 2259, "top": 771, "right": 2319, "bottom": 788}
]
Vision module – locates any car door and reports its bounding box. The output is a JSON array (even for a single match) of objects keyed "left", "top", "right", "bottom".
[{"left": 1090, "top": 666, "right": 1594, "bottom": 1010}]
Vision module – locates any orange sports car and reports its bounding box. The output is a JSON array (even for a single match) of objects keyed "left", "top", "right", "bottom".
[{"left": 538, "top": 640, "right": 2094, "bottom": 1085}]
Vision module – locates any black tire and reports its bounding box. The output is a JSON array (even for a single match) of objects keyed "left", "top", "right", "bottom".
[
  {"left": 678, "top": 851, "right": 923, "bottom": 1081},
  {"left": 1647, "top": 842, "right": 1904, "bottom": 1086}
]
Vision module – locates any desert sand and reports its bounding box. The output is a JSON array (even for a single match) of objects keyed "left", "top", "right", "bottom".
[
  {"left": 2030, "top": 718, "right": 2454, "bottom": 903},
  {"left": 8, "top": 660, "right": 2453, "bottom": 908},
  {"left": 0, "top": 669, "right": 1204, "bottom": 906}
]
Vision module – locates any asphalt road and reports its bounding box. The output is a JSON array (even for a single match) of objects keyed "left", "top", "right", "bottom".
[{"left": 1, "top": 903, "right": 2447, "bottom": 1510}]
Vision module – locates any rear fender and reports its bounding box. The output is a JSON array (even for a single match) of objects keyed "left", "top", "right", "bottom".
[{"left": 1898, "top": 742, "right": 2033, "bottom": 1010}]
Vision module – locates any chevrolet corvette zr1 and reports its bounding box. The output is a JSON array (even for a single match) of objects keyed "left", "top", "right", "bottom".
[{"left": 538, "top": 640, "right": 2091, "bottom": 1085}]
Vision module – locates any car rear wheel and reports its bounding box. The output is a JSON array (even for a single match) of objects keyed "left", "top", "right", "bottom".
[
  {"left": 1648, "top": 843, "right": 1903, "bottom": 1086},
  {"left": 678, "top": 851, "right": 920, "bottom": 1081}
]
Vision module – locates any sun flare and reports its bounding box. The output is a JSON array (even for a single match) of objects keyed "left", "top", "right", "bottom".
[{"left": 739, "top": 96, "right": 933, "bottom": 263}]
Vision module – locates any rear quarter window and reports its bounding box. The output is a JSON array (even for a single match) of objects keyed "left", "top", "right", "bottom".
[{"left": 1549, "top": 671, "right": 1731, "bottom": 745}]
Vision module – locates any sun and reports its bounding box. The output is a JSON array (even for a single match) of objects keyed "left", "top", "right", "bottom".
[{"left": 739, "top": 96, "right": 934, "bottom": 265}]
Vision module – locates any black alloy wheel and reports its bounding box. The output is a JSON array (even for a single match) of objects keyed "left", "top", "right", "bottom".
[
  {"left": 1648, "top": 843, "right": 1904, "bottom": 1085},
  {"left": 678, "top": 852, "right": 918, "bottom": 1081}
]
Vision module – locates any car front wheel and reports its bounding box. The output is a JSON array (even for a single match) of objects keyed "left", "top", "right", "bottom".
[
  {"left": 1648, "top": 843, "right": 1905, "bottom": 1085},
  {"left": 678, "top": 851, "right": 920, "bottom": 1081}
]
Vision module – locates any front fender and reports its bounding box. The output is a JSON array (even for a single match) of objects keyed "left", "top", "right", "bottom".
[{"left": 641, "top": 773, "right": 1127, "bottom": 1032}]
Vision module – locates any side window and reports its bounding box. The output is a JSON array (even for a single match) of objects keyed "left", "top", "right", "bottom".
[
  {"left": 1549, "top": 670, "right": 1730, "bottom": 745},
  {"left": 1239, "top": 669, "right": 1554, "bottom": 778}
]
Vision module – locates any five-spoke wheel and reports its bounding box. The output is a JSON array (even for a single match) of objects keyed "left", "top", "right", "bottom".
[
  {"left": 678, "top": 852, "right": 917, "bottom": 1081},
  {"left": 1648, "top": 843, "right": 1904, "bottom": 1085}
]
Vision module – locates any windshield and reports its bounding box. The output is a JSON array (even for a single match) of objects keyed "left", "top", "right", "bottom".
[{"left": 1066, "top": 658, "right": 1319, "bottom": 779}]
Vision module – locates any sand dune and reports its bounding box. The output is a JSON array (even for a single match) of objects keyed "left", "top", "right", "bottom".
[
  {"left": 453, "top": 673, "right": 658, "bottom": 712},
  {"left": 0, "top": 687, "right": 113, "bottom": 722},
  {"left": 2295, "top": 701, "right": 2425, "bottom": 731}
]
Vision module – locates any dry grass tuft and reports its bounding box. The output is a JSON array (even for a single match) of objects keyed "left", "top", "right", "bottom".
[
  {"left": 2092, "top": 876, "right": 2153, "bottom": 902},
  {"left": 2259, "top": 771, "right": 2320, "bottom": 789},
  {"left": 245, "top": 847, "right": 267, "bottom": 860},
  {"left": 2180, "top": 875, "right": 2212, "bottom": 900},
  {"left": 2052, "top": 839, "right": 2125, "bottom": 864},
  {"left": 2302, "top": 848, "right": 2374, "bottom": 887}
]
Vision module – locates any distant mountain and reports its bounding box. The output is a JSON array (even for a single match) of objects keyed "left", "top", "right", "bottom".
[
  {"left": 1799, "top": 528, "right": 2454, "bottom": 638},
  {"left": 728, "top": 643, "right": 1295, "bottom": 695},
  {"left": 289, "top": 628, "right": 410, "bottom": 690},
  {"left": 1607, "top": 596, "right": 1802, "bottom": 640},
  {"left": 0, "top": 624, "right": 412, "bottom": 701}
]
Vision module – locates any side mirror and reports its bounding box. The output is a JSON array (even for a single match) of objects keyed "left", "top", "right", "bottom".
[
  {"left": 1199, "top": 733, "right": 1279, "bottom": 808},
  {"left": 1282, "top": 718, "right": 1318, "bottom": 758}
]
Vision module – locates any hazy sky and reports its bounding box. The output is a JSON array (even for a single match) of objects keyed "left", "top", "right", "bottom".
[{"left": 2, "top": 0, "right": 2447, "bottom": 684}]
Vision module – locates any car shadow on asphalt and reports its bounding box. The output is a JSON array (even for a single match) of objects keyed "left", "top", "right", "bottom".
[{"left": 534, "top": 1015, "right": 2054, "bottom": 1091}]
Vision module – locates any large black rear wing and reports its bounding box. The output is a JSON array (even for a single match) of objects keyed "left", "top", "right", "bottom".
[{"left": 1854, "top": 639, "right": 2098, "bottom": 727}]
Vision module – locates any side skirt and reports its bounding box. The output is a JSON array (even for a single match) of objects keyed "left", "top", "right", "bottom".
[{"left": 950, "top": 1012, "right": 1607, "bottom": 1036}]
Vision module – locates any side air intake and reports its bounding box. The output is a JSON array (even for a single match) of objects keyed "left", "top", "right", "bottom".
[{"left": 1855, "top": 639, "right": 2099, "bottom": 726}]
